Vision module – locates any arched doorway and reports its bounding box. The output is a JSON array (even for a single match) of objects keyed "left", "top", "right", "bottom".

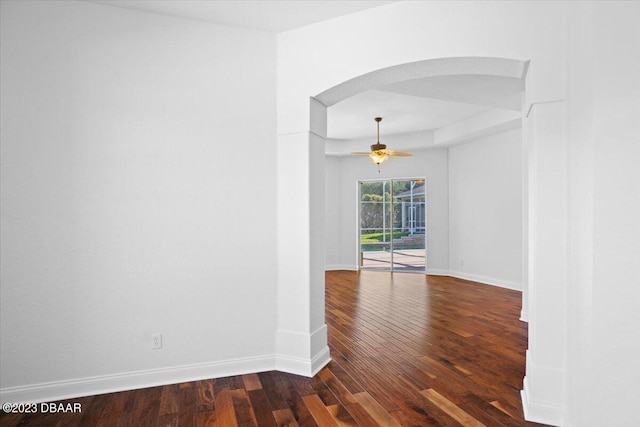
[{"left": 274, "top": 56, "right": 530, "bottom": 379}]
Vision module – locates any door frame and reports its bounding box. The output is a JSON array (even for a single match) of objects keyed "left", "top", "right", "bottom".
[{"left": 357, "top": 176, "right": 426, "bottom": 273}]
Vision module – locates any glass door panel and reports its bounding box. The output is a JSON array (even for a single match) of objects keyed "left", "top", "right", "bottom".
[
  {"left": 359, "top": 180, "right": 392, "bottom": 270},
  {"left": 391, "top": 179, "right": 426, "bottom": 272}
]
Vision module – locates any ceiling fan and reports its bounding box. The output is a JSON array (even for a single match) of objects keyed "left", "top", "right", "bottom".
[{"left": 352, "top": 117, "right": 412, "bottom": 170}]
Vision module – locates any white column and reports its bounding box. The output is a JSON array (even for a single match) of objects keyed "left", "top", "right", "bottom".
[
  {"left": 520, "top": 121, "right": 529, "bottom": 322},
  {"left": 520, "top": 101, "right": 567, "bottom": 425},
  {"left": 564, "top": 3, "right": 640, "bottom": 425},
  {"left": 275, "top": 98, "right": 330, "bottom": 376}
]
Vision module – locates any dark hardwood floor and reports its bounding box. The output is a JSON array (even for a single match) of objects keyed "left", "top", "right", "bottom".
[{"left": 1, "top": 271, "right": 548, "bottom": 426}]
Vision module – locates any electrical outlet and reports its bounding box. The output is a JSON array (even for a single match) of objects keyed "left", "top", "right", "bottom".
[{"left": 152, "top": 333, "right": 162, "bottom": 349}]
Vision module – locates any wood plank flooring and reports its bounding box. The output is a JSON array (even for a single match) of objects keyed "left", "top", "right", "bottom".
[{"left": 0, "top": 271, "right": 548, "bottom": 426}]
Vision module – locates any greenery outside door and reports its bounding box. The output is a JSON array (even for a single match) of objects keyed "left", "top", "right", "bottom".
[{"left": 359, "top": 179, "right": 426, "bottom": 272}]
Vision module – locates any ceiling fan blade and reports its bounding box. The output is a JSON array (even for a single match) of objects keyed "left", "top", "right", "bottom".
[
  {"left": 385, "top": 150, "right": 413, "bottom": 157},
  {"left": 351, "top": 151, "right": 373, "bottom": 155}
]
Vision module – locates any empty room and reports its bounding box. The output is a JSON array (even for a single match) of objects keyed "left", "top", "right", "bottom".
[{"left": 1, "top": 1, "right": 638, "bottom": 426}]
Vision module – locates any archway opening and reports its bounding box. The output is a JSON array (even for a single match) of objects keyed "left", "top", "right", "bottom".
[{"left": 313, "top": 54, "right": 530, "bottom": 361}]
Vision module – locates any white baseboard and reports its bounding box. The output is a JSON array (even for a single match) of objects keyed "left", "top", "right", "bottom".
[
  {"left": 520, "top": 349, "right": 565, "bottom": 426},
  {"left": 448, "top": 270, "right": 522, "bottom": 291},
  {"left": 1, "top": 325, "right": 334, "bottom": 404},
  {"left": 310, "top": 346, "right": 332, "bottom": 375},
  {"left": 275, "top": 346, "right": 331, "bottom": 377},
  {"left": 1, "top": 342, "right": 333, "bottom": 405},
  {"left": 521, "top": 376, "right": 564, "bottom": 426},
  {"left": 325, "top": 264, "right": 358, "bottom": 271},
  {"left": 275, "top": 325, "right": 331, "bottom": 377},
  {"left": 326, "top": 267, "right": 450, "bottom": 276},
  {"left": 326, "top": 267, "right": 522, "bottom": 293},
  {"left": 0, "top": 354, "right": 276, "bottom": 405},
  {"left": 426, "top": 268, "right": 449, "bottom": 276}
]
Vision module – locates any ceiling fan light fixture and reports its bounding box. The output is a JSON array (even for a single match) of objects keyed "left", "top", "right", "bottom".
[
  {"left": 350, "top": 117, "right": 412, "bottom": 170},
  {"left": 370, "top": 117, "right": 387, "bottom": 165},
  {"left": 369, "top": 151, "right": 388, "bottom": 165}
]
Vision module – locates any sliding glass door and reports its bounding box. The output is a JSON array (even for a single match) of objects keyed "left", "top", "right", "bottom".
[
  {"left": 390, "top": 179, "right": 426, "bottom": 272},
  {"left": 359, "top": 178, "right": 426, "bottom": 273},
  {"left": 359, "top": 180, "right": 392, "bottom": 270}
]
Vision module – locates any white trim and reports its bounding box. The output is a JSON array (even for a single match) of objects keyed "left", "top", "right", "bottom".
[
  {"left": 525, "top": 99, "right": 564, "bottom": 118},
  {"left": 0, "top": 354, "right": 275, "bottom": 405},
  {"left": 520, "top": 308, "right": 529, "bottom": 322},
  {"left": 426, "top": 268, "right": 449, "bottom": 276},
  {"left": 0, "top": 343, "right": 333, "bottom": 405},
  {"left": 274, "top": 325, "right": 332, "bottom": 377},
  {"left": 275, "top": 346, "right": 331, "bottom": 378},
  {"left": 325, "top": 264, "right": 358, "bottom": 271},
  {"left": 448, "top": 270, "right": 522, "bottom": 291},
  {"left": 521, "top": 376, "right": 564, "bottom": 426},
  {"left": 309, "top": 346, "right": 331, "bottom": 375}
]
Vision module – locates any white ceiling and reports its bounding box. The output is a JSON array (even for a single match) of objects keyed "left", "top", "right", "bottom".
[
  {"left": 382, "top": 75, "right": 523, "bottom": 111},
  {"left": 327, "top": 90, "right": 492, "bottom": 141},
  {"left": 327, "top": 74, "right": 524, "bottom": 140},
  {"left": 87, "top": 0, "right": 524, "bottom": 145},
  {"left": 87, "top": 0, "right": 395, "bottom": 32}
]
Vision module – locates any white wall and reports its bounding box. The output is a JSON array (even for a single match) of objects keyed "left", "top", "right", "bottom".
[
  {"left": 564, "top": 3, "right": 640, "bottom": 426},
  {"left": 324, "top": 149, "right": 449, "bottom": 274},
  {"left": 448, "top": 128, "right": 522, "bottom": 289},
  {"left": 324, "top": 156, "right": 345, "bottom": 269},
  {"left": 0, "top": 0, "right": 277, "bottom": 401}
]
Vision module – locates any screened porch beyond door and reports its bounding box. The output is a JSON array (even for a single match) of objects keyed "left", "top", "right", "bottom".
[{"left": 359, "top": 178, "right": 426, "bottom": 273}]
